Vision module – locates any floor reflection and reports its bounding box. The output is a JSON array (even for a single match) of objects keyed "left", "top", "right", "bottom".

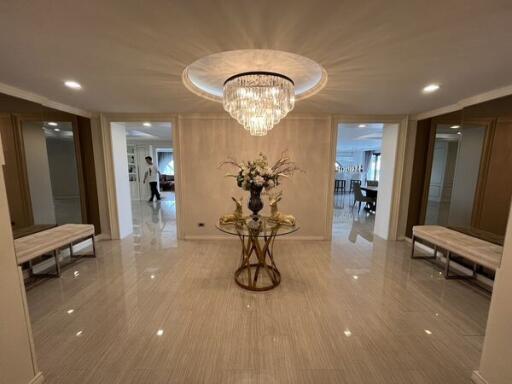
[
  {"left": 332, "top": 192, "right": 375, "bottom": 243},
  {"left": 131, "top": 191, "right": 177, "bottom": 251}
]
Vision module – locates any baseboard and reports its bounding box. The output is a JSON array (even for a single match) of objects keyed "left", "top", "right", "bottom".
[
  {"left": 29, "top": 372, "right": 45, "bottom": 384},
  {"left": 95, "top": 233, "right": 109, "bottom": 241},
  {"left": 471, "top": 370, "right": 488, "bottom": 384}
]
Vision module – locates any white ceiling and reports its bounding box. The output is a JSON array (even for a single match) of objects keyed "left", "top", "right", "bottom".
[
  {"left": 1, "top": 1, "right": 511, "bottom": 115},
  {"left": 337, "top": 123, "right": 383, "bottom": 152},
  {"left": 184, "top": 50, "right": 326, "bottom": 100},
  {"left": 120, "top": 122, "right": 172, "bottom": 141}
]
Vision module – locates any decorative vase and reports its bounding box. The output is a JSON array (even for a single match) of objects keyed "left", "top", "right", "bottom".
[{"left": 248, "top": 184, "right": 264, "bottom": 219}]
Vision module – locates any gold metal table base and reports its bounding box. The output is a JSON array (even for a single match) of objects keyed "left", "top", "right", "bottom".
[{"left": 235, "top": 229, "right": 281, "bottom": 291}]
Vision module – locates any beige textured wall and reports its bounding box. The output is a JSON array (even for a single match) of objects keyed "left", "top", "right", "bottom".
[
  {"left": 475, "top": 205, "right": 512, "bottom": 384},
  {"left": 0, "top": 135, "right": 40, "bottom": 383},
  {"left": 397, "top": 119, "right": 416, "bottom": 239},
  {"left": 91, "top": 117, "right": 110, "bottom": 238},
  {"left": 177, "top": 114, "right": 332, "bottom": 239}
]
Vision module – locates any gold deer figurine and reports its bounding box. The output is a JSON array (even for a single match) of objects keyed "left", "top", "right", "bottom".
[
  {"left": 219, "top": 197, "right": 244, "bottom": 225},
  {"left": 268, "top": 191, "right": 296, "bottom": 226}
]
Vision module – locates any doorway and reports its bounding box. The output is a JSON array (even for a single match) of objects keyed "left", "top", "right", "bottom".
[
  {"left": 109, "top": 121, "right": 176, "bottom": 241},
  {"left": 331, "top": 121, "right": 400, "bottom": 241}
]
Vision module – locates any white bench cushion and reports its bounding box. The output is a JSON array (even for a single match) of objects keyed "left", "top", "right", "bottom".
[
  {"left": 412, "top": 225, "right": 502, "bottom": 271},
  {"left": 15, "top": 224, "right": 94, "bottom": 265}
]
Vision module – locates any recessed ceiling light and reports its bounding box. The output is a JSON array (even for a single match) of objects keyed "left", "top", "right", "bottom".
[
  {"left": 424, "top": 329, "right": 432, "bottom": 335},
  {"left": 76, "top": 330, "right": 83, "bottom": 337},
  {"left": 67, "top": 309, "right": 74, "bottom": 314},
  {"left": 48, "top": 122, "right": 58, "bottom": 126},
  {"left": 450, "top": 125, "right": 460, "bottom": 129},
  {"left": 358, "top": 124, "right": 366, "bottom": 128},
  {"left": 143, "top": 122, "right": 151, "bottom": 127},
  {"left": 156, "top": 329, "right": 164, "bottom": 336},
  {"left": 457, "top": 132, "right": 462, "bottom": 135},
  {"left": 54, "top": 128, "right": 60, "bottom": 132},
  {"left": 64, "top": 80, "right": 82, "bottom": 89},
  {"left": 422, "top": 84, "right": 440, "bottom": 93},
  {"left": 344, "top": 329, "right": 352, "bottom": 337},
  {"left": 352, "top": 275, "right": 359, "bottom": 280}
]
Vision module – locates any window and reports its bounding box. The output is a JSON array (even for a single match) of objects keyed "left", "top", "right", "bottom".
[
  {"left": 157, "top": 150, "right": 174, "bottom": 175},
  {"left": 367, "top": 153, "right": 381, "bottom": 181}
]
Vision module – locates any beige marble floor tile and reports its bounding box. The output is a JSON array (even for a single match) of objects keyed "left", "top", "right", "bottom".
[{"left": 27, "top": 197, "right": 490, "bottom": 383}]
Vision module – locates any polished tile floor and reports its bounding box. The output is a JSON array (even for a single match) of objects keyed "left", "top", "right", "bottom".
[
  {"left": 27, "top": 192, "right": 491, "bottom": 383},
  {"left": 332, "top": 192, "right": 375, "bottom": 243}
]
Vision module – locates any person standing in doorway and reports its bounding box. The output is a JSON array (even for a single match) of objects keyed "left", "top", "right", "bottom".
[{"left": 143, "top": 156, "right": 161, "bottom": 202}]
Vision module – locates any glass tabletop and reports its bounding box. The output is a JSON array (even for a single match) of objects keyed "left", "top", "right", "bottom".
[{"left": 216, "top": 216, "right": 299, "bottom": 237}]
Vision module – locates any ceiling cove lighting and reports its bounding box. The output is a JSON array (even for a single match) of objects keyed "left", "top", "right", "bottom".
[
  {"left": 223, "top": 71, "right": 295, "bottom": 136},
  {"left": 422, "top": 84, "right": 440, "bottom": 93},
  {"left": 64, "top": 80, "right": 82, "bottom": 89}
]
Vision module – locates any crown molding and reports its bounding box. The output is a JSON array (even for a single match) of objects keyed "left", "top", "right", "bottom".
[
  {"left": 413, "top": 84, "right": 512, "bottom": 120},
  {"left": 0, "top": 81, "right": 93, "bottom": 118}
]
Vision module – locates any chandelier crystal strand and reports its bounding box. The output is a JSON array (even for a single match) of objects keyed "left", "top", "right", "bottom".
[{"left": 223, "top": 72, "right": 295, "bottom": 136}]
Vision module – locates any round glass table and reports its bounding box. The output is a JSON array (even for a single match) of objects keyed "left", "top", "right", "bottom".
[{"left": 216, "top": 217, "right": 299, "bottom": 291}]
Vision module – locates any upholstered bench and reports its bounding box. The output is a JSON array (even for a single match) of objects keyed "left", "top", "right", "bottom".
[
  {"left": 15, "top": 224, "right": 96, "bottom": 277},
  {"left": 411, "top": 225, "right": 502, "bottom": 279}
]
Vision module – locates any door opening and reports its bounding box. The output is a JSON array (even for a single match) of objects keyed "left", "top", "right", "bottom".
[
  {"left": 332, "top": 122, "right": 399, "bottom": 241},
  {"left": 110, "top": 121, "right": 176, "bottom": 241}
]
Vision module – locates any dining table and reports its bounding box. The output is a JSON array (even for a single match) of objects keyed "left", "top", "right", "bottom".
[
  {"left": 360, "top": 186, "right": 378, "bottom": 211},
  {"left": 360, "top": 185, "right": 378, "bottom": 197}
]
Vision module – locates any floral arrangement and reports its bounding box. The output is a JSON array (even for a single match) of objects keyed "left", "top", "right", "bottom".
[{"left": 219, "top": 152, "right": 300, "bottom": 192}]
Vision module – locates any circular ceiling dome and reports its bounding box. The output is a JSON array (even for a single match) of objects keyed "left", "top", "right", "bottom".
[{"left": 182, "top": 49, "right": 327, "bottom": 102}]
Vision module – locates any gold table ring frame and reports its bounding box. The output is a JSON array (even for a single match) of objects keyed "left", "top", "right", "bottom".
[{"left": 217, "top": 216, "right": 299, "bottom": 291}]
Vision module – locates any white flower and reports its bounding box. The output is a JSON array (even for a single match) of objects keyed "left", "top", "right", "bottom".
[{"left": 254, "top": 175, "right": 265, "bottom": 186}]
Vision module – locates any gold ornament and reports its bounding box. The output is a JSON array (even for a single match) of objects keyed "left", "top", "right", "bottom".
[
  {"left": 268, "top": 191, "right": 296, "bottom": 226},
  {"left": 219, "top": 197, "right": 244, "bottom": 225}
]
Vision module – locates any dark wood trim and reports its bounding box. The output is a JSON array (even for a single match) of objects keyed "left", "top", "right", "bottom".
[
  {"left": 76, "top": 117, "right": 101, "bottom": 234},
  {"left": 70, "top": 115, "right": 88, "bottom": 224},
  {"left": 418, "top": 119, "right": 437, "bottom": 225},
  {"left": 467, "top": 118, "right": 496, "bottom": 229},
  {"left": 405, "top": 118, "right": 433, "bottom": 237},
  {"left": 11, "top": 114, "right": 35, "bottom": 226}
]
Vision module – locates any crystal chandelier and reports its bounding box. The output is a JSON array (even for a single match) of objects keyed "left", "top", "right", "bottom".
[{"left": 223, "top": 72, "right": 295, "bottom": 136}]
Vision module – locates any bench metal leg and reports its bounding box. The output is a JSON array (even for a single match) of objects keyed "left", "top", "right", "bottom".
[
  {"left": 92, "top": 235, "right": 96, "bottom": 257},
  {"left": 26, "top": 252, "right": 61, "bottom": 279},
  {"left": 444, "top": 251, "right": 478, "bottom": 280},
  {"left": 54, "top": 249, "right": 61, "bottom": 277},
  {"left": 69, "top": 235, "right": 96, "bottom": 258},
  {"left": 411, "top": 236, "right": 438, "bottom": 260}
]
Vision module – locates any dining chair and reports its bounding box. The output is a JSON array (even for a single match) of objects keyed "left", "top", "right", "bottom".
[{"left": 353, "top": 183, "right": 376, "bottom": 212}]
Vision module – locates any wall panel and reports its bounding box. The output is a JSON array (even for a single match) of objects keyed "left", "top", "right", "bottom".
[
  {"left": 475, "top": 118, "right": 512, "bottom": 236},
  {"left": 177, "top": 115, "right": 332, "bottom": 239}
]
